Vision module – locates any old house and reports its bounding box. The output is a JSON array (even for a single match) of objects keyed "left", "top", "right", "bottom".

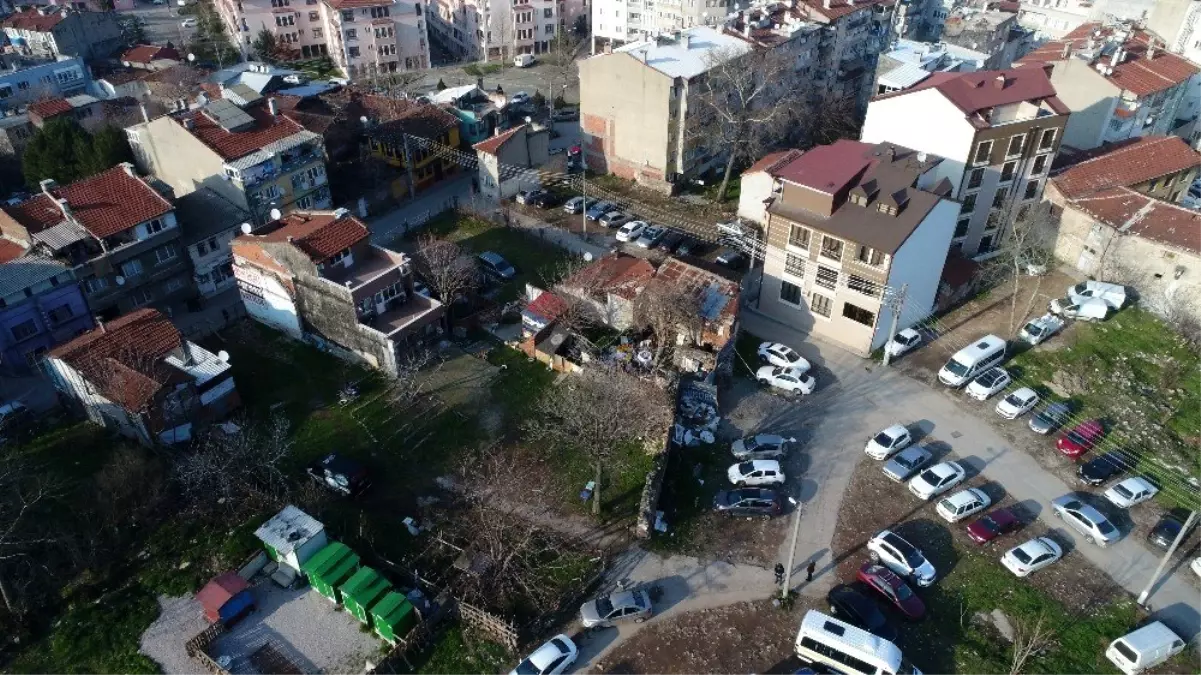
[
  {"left": 0, "top": 255, "right": 93, "bottom": 375},
  {"left": 555, "top": 254, "right": 656, "bottom": 331},
  {"left": 652, "top": 258, "right": 741, "bottom": 373},
  {"left": 473, "top": 124, "right": 549, "bottom": 202}
]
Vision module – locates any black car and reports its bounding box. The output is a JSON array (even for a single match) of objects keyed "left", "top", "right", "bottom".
[
  {"left": 657, "top": 230, "right": 685, "bottom": 252},
  {"left": 713, "top": 488, "right": 783, "bottom": 519},
  {"left": 715, "top": 247, "right": 746, "bottom": 269},
  {"left": 1148, "top": 512, "right": 1195, "bottom": 549},
  {"left": 1078, "top": 450, "right": 1132, "bottom": 486},
  {"left": 306, "top": 453, "right": 371, "bottom": 496},
  {"left": 827, "top": 584, "right": 897, "bottom": 642},
  {"left": 520, "top": 189, "right": 557, "bottom": 208},
  {"left": 675, "top": 236, "right": 707, "bottom": 257}
]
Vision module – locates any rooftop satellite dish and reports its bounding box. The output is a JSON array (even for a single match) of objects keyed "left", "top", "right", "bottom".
[
  {"left": 360, "top": 115, "right": 369, "bottom": 124},
  {"left": 269, "top": 208, "right": 282, "bottom": 221},
  {"left": 240, "top": 222, "right": 253, "bottom": 234},
  {"left": 115, "top": 275, "right": 125, "bottom": 286},
  {"left": 187, "top": 53, "right": 196, "bottom": 62},
  {"left": 583, "top": 252, "right": 594, "bottom": 262},
  {"left": 217, "top": 350, "right": 230, "bottom": 363}
]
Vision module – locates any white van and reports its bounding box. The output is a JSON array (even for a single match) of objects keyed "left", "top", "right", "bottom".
[
  {"left": 1105, "top": 622, "right": 1185, "bottom": 675},
  {"left": 1068, "top": 280, "right": 1126, "bottom": 309},
  {"left": 1050, "top": 296, "right": 1110, "bottom": 321},
  {"left": 514, "top": 53, "right": 536, "bottom": 68},
  {"left": 938, "top": 335, "right": 1007, "bottom": 387},
  {"left": 795, "top": 610, "right": 920, "bottom": 675}
]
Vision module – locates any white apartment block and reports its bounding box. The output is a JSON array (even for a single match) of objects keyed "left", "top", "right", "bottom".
[
  {"left": 1149, "top": 0, "right": 1201, "bottom": 65},
  {"left": 591, "top": 0, "right": 750, "bottom": 45},
  {"left": 426, "top": 0, "right": 567, "bottom": 61},
  {"left": 1016, "top": 0, "right": 1156, "bottom": 40},
  {"left": 217, "top": 0, "right": 430, "bottom": 79}
]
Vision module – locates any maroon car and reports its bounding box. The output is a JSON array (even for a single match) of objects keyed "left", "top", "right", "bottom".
[
  {"left": 1056, "top": 420, "right": 1104, "bottom": 460},
  {"left": 856, "top": 562, "right": 925, "bottom": 620},
  {"left": 966, "top": 507, "right": 1021, "bottom": 544}
]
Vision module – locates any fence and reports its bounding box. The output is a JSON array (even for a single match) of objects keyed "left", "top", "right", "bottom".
[
  {"left": 457, "top": 599, "right": 520, "bottom": 652},
  {"left": 184, "top": 622, "right": 230, "bottom": 675}
]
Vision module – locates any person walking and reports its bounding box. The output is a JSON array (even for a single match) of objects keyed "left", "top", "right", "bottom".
[
  {"left": 774, "top": 563, "right": 785, "bottom": 586},
  {"left": 806, "top": 560, "right": 817, "bottom": 582}
]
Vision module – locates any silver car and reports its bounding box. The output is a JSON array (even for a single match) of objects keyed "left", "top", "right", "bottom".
[
  {"left": 730, "top": 434, "right": 796, "bottom": 460},
  {"left": 1050, "top": 495, "right": 1121, "bottom": 547},
  {"left": 883, "top": 445, "right": 932, "bottom": 483},
  {"left": 579, "top": 589, "right": 652, "bottom": 628}
]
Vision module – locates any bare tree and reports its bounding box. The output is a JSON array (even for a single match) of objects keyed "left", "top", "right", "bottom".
[
  {"left": 525, "top": 367, "right": 671, "bottom": 515},
  {"left": 976, "top": 203, "right": 1060, "bottom": 332},
  {"left": 543, "top": 28, "right": 581, "bottom": 111},
  {"left": 797, "top": 95, "right": 864, "bottom": 147},
  {"left": 173, "top": 415, "right": 295, "bottom": 515},
  {"left": 538, "top": 257, "right": 606, "bottom": 338},
  {"left": 0, "top": 452, "right": 60, "bottom": 615},
  {"left": 1009, "top": 613, "right": 1057, "bottom": 674},
  {"left": 413, "top": 235, "right": 481, "bottom": 311},
  {"left": 633, "top": 279, "right": 704, "bottom": 362},
  {"left": 689, "top": 46, "right": 798, "bottom": 202}
]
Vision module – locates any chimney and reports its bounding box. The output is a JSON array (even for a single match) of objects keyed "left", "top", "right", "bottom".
[
  {"left": 476, "top": 76, "right": 484, "bottom": 89},
  {"left": 637, "top": 48, "right": 648, "bottom": 63},
  {"left": 54, "top": 197, "right": 73, "bottom": 222},
  {"left": 95, "top": 317, "right": 105, "bottom": 333},
  {"left": 1147, "top": 42, "right": 1156, "bottom": 59},
  {"left": 885, "top": 146, "right": 895, "bottom": 160},
  {"left": 182, "top": 117, "right": 195, "bottom": 130},
  {"left": 39, "top": 178, "right": 57, "bottom": 195},
  {"left": 120, "top": 162, "right": 136, "bottom": 177},
  {"left": 1110, "top": 47, "right": 1123, "bottom": 67},
  {"left": 604, "top": 41, "right": 613, "bottom": 55},
  {"left": 682, "top": 33, "right": 691, "bottom": 49},
  {"left": 823, "top": 0, "right": 831, "bottom": 8},
  {"left": 268, "top": 97, "right": 279, "bottom": 116},
  {"left": 139, "top": 103, "right": 149, "bottom": 123},
  {"left": 993, "top": 73, "right": 1007, "bottom": 89}
]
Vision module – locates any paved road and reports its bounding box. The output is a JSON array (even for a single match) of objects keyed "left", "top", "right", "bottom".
[{"left": 120, "top": 2, "right": 197, "bottom": 48}]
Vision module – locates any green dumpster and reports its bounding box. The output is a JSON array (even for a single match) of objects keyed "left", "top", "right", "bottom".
[
  {"left": 370, "top": 591, "right": 418, "bottom": 645},
  {"left": 301, "top": 542, "right": 359, "bottom": 604},
  {"left": 339, "top": 566, "right": 391, "bottom": 625}
]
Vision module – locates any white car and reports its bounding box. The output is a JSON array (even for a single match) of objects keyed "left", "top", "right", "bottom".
[
  {"left": 1103, "top": 477, "right": 1159, "bottom": 509},
  {"left": 867, "top": 530, "right": 937, "bottom": 587},
  {"left": 884, "top": 328, "right": 922, "bottom": 359},
  {"left": 1192, "top": 556, "right": 1201, "bottom": 579},
  {"left": 864, "top": 424, "right": 912, "bottom": 461},
  {"left": 936, "top": 487, "right": 992, "bottom": 523},
  {"left": 995, "top": 387, "right": 1040, "bottom": 419},
  {"left": 730, "top": 434, "right": 795, "bottom": 460},
  {"left": 757, "top": 341, "right": 811, "bottom": 371},
  {"left": 908, "top": 461, "right": 967, "bottom": 500},
  {"left": 1019, "top": 313, "right": 1065, "bottom": 345},
  {"left": 615, "top": 220, "right": 648, "bottom": 243},
  {"left": 1001, "top": 537, "right": 1063, "bottom": 577},
  {"left": 966, "top": 367, "right": 1012, "bottom": 401},
  {"left": 509, "top": 91, "right": 531, "bottom": 106},
  {"left": 510, "top": 635, "right": 577, "bottom": 675},
  {"left": 181, "top": 17, "right": 198, "bottom": 27},
  {"left": 756, "top": 365, "right": 816, "bottom": 395},
  {"left": 726, "top": 459, "right": 785, "bottom": 486}
]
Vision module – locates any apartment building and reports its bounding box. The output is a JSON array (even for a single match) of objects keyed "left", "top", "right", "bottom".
[
  {"left": 45, "top": 308, "right": 241, "bottom": 445},
  {"left": 126, "top": 97, "right": 331, "bottom": 226},
  {"left": 427, "top": 0, "right": 562, "bottom": 61},
  {"left": 893, "top": 0, "right": 942, "bottom": 41},
  {"left": 0, "top": 7, "right": 124, "bottom": 60},
  {"left": 861, "top": 68, "right": 1070, "bottom": 256},
  {"left": 231, "top": 210, "right": 445, "bottom": 375},
  {"left": 0, "top": 255, "right": 93, "bottom": 375},
  {"left": 217, "top": 0, "right": 430, "bottom": 78},
  {"left": 591, "top": 0, "right": 750, "bottom": 45},
  {"left": 1148, "top": 0, "right": 1201, "bottom": 65},
  {"left": 0, "top": 164, "right": 195, "bottom": 320},
  {"left": 1016, "top": 0, "right": 1156, "bottom": 40},
  {"left": 175, "top": 188, "right": 252, "bottom": 300},
  {"left": 1016, "top": 23, "right": 1201, "bottom": 151},
  {"left": 474, "top": 123, "right": 549, "bottom": 201},
  {"left": 742, "top": 140, "right": 959, "bottom": 356},
  {"left": 941, "top": 6, "right": 1021, "bottom": 68},
  {"left": 875, "top": 38, "right": 987, "bottom": 94},
  {"left": 0, "top": 55, "right": 89, "bottom": 114}
]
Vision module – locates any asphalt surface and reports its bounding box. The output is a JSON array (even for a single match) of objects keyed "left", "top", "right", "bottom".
[{"left": 120, "top": 1, "right": 200, "bottom": 51}]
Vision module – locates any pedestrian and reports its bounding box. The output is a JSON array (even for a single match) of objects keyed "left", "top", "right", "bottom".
[
  {"left": 806, "top": 560, "right": 816, "bottom": 582},
  {"left": 774, "top": 563, "right": 784, "bottom": 585}
]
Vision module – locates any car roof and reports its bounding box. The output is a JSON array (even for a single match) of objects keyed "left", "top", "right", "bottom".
[
  {"left": 928, "top": 461, "right": 960, "bottom": 476},
  {"left": 882, "top": 424, "right": 908, "bottom": 436},
  {"left": 1116, "top": 477, "right": 1155, "bottom": 491},
  {"left": 1018, "top": 537, "right": 1057, "bottom": 556},
  {"left": 987, "top": 507, "right": 1018, "bottom": 524},
  {"left": 608, "top": 590, "right": 639, "bottom": 607},
  {"left": 528, "top": 639, "right": 568, "bottom": 669},
  {"left": 944, "top": 488, "right": 984, "bottom": 507},
  {"left": 748, "top": 459, "right": 780, "bottom": 470},
  {"left": 480, "top": 251, "right": 506, "bottom": 263},
  {"left": 1009, "top": 387, "right": 1037, "bottom": 398},
  {"left": 897, "top": 328, "right": 920, "bottom": 339},
  {"left": 750, "top": 433, "right": 786, "bottom": 444},
  {"left": 897, "top": 445, "right": 929, "bottom": 459}
]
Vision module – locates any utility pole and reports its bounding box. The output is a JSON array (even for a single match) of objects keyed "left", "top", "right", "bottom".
[
  {"left": 1138, "top": 510, "right": 1197, "bottom": 608},
  {"left": 881, "top": 283, "right": 908, "bottom": 367},
  {"left": 782, "top": 497, "right": 803, "bottom": 599}
]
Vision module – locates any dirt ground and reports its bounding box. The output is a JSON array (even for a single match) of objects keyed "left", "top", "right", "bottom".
[{"left": 592, "top": 599, "right": 818, "bottom": 675}]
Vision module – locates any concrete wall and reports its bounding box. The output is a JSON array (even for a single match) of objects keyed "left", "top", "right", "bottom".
[
  {"left": 1048, "top": 59, "right": 1118, "bottom": 151},
  {"left": 45, "top": 356, "right": 151, "bottom": 445},
  {"left": 737, "top": 170, "right": 775, "bottom": 225},
  {"left": 884, "top": 198, "right": 961, "bottom": 341},
  {"left": 579, "top": 52, "right": 671, "bottom": 181},
  {"left": 862, "top": 88, "right": 975, "bottom": 192},
  {"left": 232, "top": 261, "right": 304, "bottom": 338},
  {"left": 0, "top": 280, "right": 93, "bottom": 376},
  {"left": 127, "top": 116, "right": 247, "bottom": 211}
]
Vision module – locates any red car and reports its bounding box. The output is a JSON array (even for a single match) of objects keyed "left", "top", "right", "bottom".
[
  {"left": 966, "top": 507, "right": 1021, "bottom": 544},
  {"left": 1056, "top": 420, "right": 1104, "bottom": 459},
  {"left": 856, "top": 562, "right": 925, "bottom": 620}
]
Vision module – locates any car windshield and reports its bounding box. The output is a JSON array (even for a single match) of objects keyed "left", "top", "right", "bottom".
[
  {"left": 918, "top": 468, "right": 938, "bottom": 484},
  {"left": 893, "top": 580, "right": 913, "bottom": 600},
  {"left": 1025, "top": 323, "right": 1043, "bottom": 336},
  {"left": 980, "top": 371, "right": 999, "bottom": 385},
  {"left": 1012, "top": 547, "right": 1034, "bottom": 564},
  {"left": 737, "top": 461, "right": 754, "bottom": 475},
  {"left": 899, "top": 452, "right": 921, "bottom": 468},
  {"left": 979, "top": 516, "right": 999, "bottom": 533},
  {"left": 514, "top": 659, "right": 539, "bottom": 675},
  {"left": 1004, "top": 393, "right": 1021, "bottom": 406},
  {"left": 1113, "top": 484, "right": 1134, "bottom": 499},
  {"left": 873, "top": 431, "right": 894, "bottom": 446},
  {"left": 945, "top": 358, "right": 971, "bottom": 376},
  {"left": 595, "top": 597, "right": 614, "bottom": 617},
  {"left": 1066, "top": 431, "right": 1089, "bottom": 445},
  {"left": 886, "top": 535, "right": 923, "bottom": 567}
]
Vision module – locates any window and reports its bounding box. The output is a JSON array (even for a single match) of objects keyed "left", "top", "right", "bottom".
[
  {"left": 309, "top": 10, "right": 319, "bottom": 20},
  {"left": 1024, "top": 179, "right": 1039, "bottom": 200},
  {"left": 992, "top": 187, "right": 1009, "bottom": 209},
  {"left": 348, "top": 46, "right": 360, "bottom": 57},
  {"left": 544, "top": 7, "right": 553, "bottom": 17},
  {"left": 312, "top": 27, "right": 322, "bottom": 38},
  {"left": 379, "top": 44, "right": 396, "bottom": 56},
  {"left": 275, "top": 14, "right": 295, "bottom": 26},
  {"left": 84, "top": 277, "right": 109, "bottom": 294},
  {"left": 973, "top": 140, "right": 992, "bottom": 164},
  {"left": 785, "top": 253, "right": 805, "bottom": 277},
  {"left": 819, "top": 236, "right": 843, "bottom": 261},
  {"left": 10, "top": 319, "right": 37, "bottom": 341},
  {"left": 842, "top": 303, "right": 875, "bottom": 326},
  {"left": 120, "top": 259, "right": 144, "bottom": 277},
  {"left": 848, "top": 275, "right": 877, "bottom": 297},
  {"left": 856, "top": 245, "right": 884, "bottom": 266},
  {"left": 816, "top": 266, "right": 838, "bottom": 290},
  {"left": 789, "top": 225, "right": 811, "bottom": 249},
  {"left": 799, "top": 637, "right": 875, "bottom": 675},
  {"left": 1000, "top": 161, "right": 1016, "bottom": 182},
  {"left": 1031, "top": 154, "right": 1048, "bottom": 175},
  {"left": 780, "top": 280, "right": 802, "bottom": 305},
  {"left": 146, "top": 218, "right": 166, "bottom": 234},
  {"left": 968, "top": 168, "right": 984, "bottom": 189},
  {"left": 545, "top": 24, "right": 554, "bottom": 34},
  {"left": 961, "top": 193, "right": 977, "bottom": 213},
  {"left": 165, "top": 278, "right": 185, "bottom": 293},
  {"left": 330, "top": 248, "right": 351, "bottom": 265},
  {"left": 369, "top": 5, "right": 389, "bottom": 17},
  {"left": 128, "top": 288, "right": 153, "bottom": 308},
  {"left": 270, "top": 0, "right": 289, "bottom": 6},
  {"left": 46, "top": 304, "right": 73, "bottom": 324},
  {"left": 341, "top": 9, "right": 354, "bottom": 20},
  {"left": 1039, "top": 128, "right": 1056, "bottom": 150},
  {"left": 345, "top": 28, "right": 357, "bottom": 39},
  {"left": 1006, "top": 134, "right": 1025, "bottom": 157},
  {"left": 811, "top": 293, "right": 833, "bottom": 317},
  {"left": 954, "top": 216, "right": 970, "bottom": 238},
  {"left": 155, "top": 245, "right": 177, "bottom": 264}
]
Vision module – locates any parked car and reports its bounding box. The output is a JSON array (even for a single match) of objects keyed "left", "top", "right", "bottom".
[
  {"left": 995, "top": 387, "right": 1040, "bottom": 419},
  {"left": 510, "top": 635, "right": 577, "bottom": 675},
  {"left": 856, "top": 562, "right": 925, "bottom": 620},
  {"left": 908, "top": 461, "right": 967, "bottom": 500},
  {"left": 966, "top": 367, "right": 1012, "bottom": 401},
  {"left": 515, "top": 189, "right": 539, "bottom": 205},
  {"left": 514, "top": 53, "right": 536, "bottom": 68},
  {"left": 181, "top": 17, "right": 198, "bottom": 28},
  {"left": 936, "top": 487, "right": 992, "bottom": 523},
  {"left": 1056, "top": 420, "right": 1104, "bottom": 459},
  {"left": 827, "top": 584, "right": 897, "bottom": 642},
  {"left": 478, "top": 251, "right": 517, "bottom": 280},
  {"left": 551, "top": 107, "right": 579, "bottom": 122},
  {"left": 713, "top": 487, "right": 784, "bottom": 519},
  {"left": 1103, "top": 477, "right": 1159, "bottom": 509},
  {"left": 1029, "top": 402, "right": 1071, "bottom": 434},
  {"left": 676, "top": 237, "right": 707, "bottom": 257},
  {"left": 1067, "top": 280, "right": 1127, "bottom": 309},
  {"left": 306, "top": 453, "right": 371, "bottom": 496},
  {"left": 585, "top": 200, "right": 617, "bottom": 220},
  {"left": 1106, "top": 621, "right": 1187, "bottom": 675},
  {"left": 864, "top": 424, "right": 913, "bottom": 461},
  {"left": 599, "top": 210, "right": 633, "bottom": 228},
  {"left": 867, "top": 530, "right": 936, "bottom": 587},
  {"left": 1019, "top": 313, "right": 1065, "bottom": 345},
  {"left": 715, "top": 247, "right": 746, "bottom": 268},
  {"left": 1078, "top": 450, "right": 1132, "bottom": 486},
  {"left": 882, "top": 445, "right": 932, "bottom": 483},
  {"left": 516, "top": 189, "right": 554, "bottom": 207},
  {"left": 758, "top": 341, "right": 811, "bottom": 371},
  {"left": 1051, "top": 495, "right": 1121, "bottom": 547},
  {"left": 635, "top": 225, "right": 667, "bottom": 248},
  {"left": 1001, "top": 537, "right": 1063, "bottom": 577},
  {"left": 508, "top": 91, "right": 532, "bottom": 106},
  {"left": 730, "top": 434, "right": 795, "bottom": 460},
  {"left": 615, "top": 220, "right": 648, "bottom": 243},
  {"left": 579, "top": 589, "right": 652, "bottom": 628},
  {"left": 756, "top": 365, "right": 816, "bottom": 395},
  {"left": 563, "top": 196, "right": 590, "bottom": 214},
  {"left": 726, "top": 459, "right": 785, "bottom": 486},
  {"left": 884, "top": 328, "right": 922, "bottom": 359},
  {"left": 938, "top": 334, "right": 1007, "bottom": 387},
  {"left": 1148, "top": 511, "right": 1194, "bottom": 549},
  {"left": 657, "top": 231, "right": 685, "bottom": 252},
  {"left": 1050, "top": 296, "right": 1111, "bottom": 321},
  {"left": 966, "top": 507, "right": 1021, "bottom": 545}
]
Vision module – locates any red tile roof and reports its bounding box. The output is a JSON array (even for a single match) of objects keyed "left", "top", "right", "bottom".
[
  {"left": 1052, "top": 136, "right": 1201, "bottom": 199},
  {"left": 1, "top": 9, "right": 66, "bottom": 32},
  {"left": 655, "top": 258, "right": 740, "bottom": 326},
  {"left": 562, "top": 254, "right": 656, "bottom": 300},
  {"left": 0, "top": 238, "right": 25, "bottom": 263},
  {"left": 4, "top": 166, "right": 174, "bottom": 239},
  {"left": 180, "top": 101, "right": 307, "bottom": 160},
  {"left": 744, "top": 149, "right": 804, "bottom": 176},
  {"left": 877, "top": 68, "right": 1068, "bottom": 120},
  {"left": 248, "top": 211, "right": 370, "bottom": 262},
  {"left": 49, "top": 309, "right": 183, "bottom": 413},
  {"left": 473, "top": 124, "right": 526, "bottom": 156},
  {"left": 1070, "top": 187, "right": 1201, "bottom": 255},
  {"left": 121, "top": 44, "right": 182, "bottom": 65},
  {"left": 525, "top": 291, "right": 568, "bottom": 321},
  {"left": 797, "top": 0, "right": 895, "bottom": 22},
  {"left": 28, "top": 97, "right": 73, "bottom": 120}
]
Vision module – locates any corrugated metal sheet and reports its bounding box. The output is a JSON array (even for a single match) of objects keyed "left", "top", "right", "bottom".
[
  {"left": 0, "top": 255, "right": 71, "bottom": 299},
  {"left": 254, "top": 505, "right": 323, "bottom": 557},
  {"left": 879, "top": 63, "right": 933, "bottom": 90}
]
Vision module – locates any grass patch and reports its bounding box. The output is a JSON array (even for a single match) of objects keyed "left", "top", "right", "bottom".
[
  {"left": 645, "top": 442, "right": 725, "bottom": 555},
  {"left": 462, "top": 62, "right": 503, "bottom": 77},
  {"left": 732, "top": 330, "right": 762, "bottom": 378},
  {"left": 411, "top": 624, "right": 511, "bottom": 674}
]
